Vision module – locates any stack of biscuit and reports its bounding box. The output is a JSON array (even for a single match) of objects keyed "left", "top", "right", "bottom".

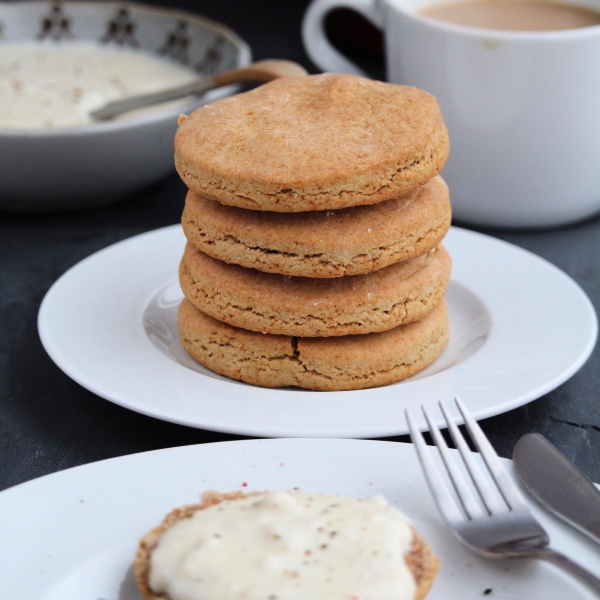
[{"left": 174, "top": 73, "right": 452, "bottom": 391}]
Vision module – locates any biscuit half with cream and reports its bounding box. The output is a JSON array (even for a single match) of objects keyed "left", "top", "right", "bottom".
[
  {"left": 175, "top": 74, "right": 449, "bottom": 212},
  {"left": 135, "top": 490, "right": 440, "bottom": 600},
  {"left": 181, "top": 176, "right": 451, "bottom": 278},
  {"left": 177, "top": 298, "right": 449, "bottom": 391}
]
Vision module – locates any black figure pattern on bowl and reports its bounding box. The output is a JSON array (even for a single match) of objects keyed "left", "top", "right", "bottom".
[
  {"left": 101, "top": 7, "right": 139, "bottom": 46},
  {"left": 158, "top": 20, "right": 191, "bottom": 65},
  {"left": 37, "top": 2, "right": 72, "bottom": 41}
]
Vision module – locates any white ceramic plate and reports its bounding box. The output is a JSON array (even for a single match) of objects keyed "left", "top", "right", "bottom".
[
  {"left": 2, "top": 438, "right": 599, "bottom": 599},
  {"left": 38, "top": 225, "right": 597, "bottom": 437}
]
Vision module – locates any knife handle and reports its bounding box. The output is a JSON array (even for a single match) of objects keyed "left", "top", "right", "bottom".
[{"left": 540, "top": 548, "right": 600, "bottom": 594}]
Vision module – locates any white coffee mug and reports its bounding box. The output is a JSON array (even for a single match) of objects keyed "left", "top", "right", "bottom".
[{"left": 302, "top": 0, "right": 600, "bottom": 228}]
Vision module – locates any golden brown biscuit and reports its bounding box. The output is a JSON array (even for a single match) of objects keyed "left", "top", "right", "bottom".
[
  {"left": 175, "top": 74, "right": 449, "bottom": 212},
  {"left": 179, "top": 242, "right": 451, "bottom": 337},
  {"left": 182, "top": 176, "right": 451, "bottom": 278},
  {"left": 135, "top": 491, "right": 439, "bottom": 600},
  {"left": 177, "top": 298, "right": 449, "bottom": 391}
]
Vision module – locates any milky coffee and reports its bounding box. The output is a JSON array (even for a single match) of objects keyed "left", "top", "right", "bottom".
[{"left": 419, "top": 0, "right": 600, "bottom": 30}]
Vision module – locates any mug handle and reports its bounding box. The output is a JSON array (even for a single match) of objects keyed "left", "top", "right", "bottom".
[{"left": 302, "top": 0, "right": 383, "bottom": 76}]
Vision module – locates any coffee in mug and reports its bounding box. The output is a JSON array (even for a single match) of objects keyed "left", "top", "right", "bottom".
[
  {"left": 303, "top": 0, "right": 600, "bottom": 228},
  {"left": 418, "top": 0, "right": 600, "bottom": 31}
]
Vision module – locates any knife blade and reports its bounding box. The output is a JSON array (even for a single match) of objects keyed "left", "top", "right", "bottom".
[{"left": 513, "top": 432, "right": 600, "bottom": 546}]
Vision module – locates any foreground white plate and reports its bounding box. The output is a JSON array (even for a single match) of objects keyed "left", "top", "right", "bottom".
[
  {"left": 2, "top": 439, "right": 599, "bottom": 599},
  {"left": 38, "top": 225, "right": 597, "bottom": 437}
]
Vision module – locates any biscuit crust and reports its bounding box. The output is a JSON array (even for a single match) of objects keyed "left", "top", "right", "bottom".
[
  {"left": 135, "top": 490, "right": 440, "bottom": 600},
  {"left": 177, "top": 298, "right": 449, "bottom": 391},
  {"left": 182, "top": 176, "right": 451, "bottom": 278},
  {"left": 179, "top": 243, "right": 451, "bottom": 337},
  {"left": 175, "top": 74, "right": 449, "bottom": 212}
]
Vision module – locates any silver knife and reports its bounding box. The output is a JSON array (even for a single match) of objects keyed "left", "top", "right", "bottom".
[{"left": 513, "top": 432, "right": 600, "bottom": 546}]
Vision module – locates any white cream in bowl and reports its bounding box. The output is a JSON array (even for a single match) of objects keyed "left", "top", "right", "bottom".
[{"left": 0, "top": 41, "right": 198, "bottom": 128}]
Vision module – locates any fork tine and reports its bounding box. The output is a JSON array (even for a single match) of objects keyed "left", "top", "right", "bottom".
[
  {"left": 405, "top": 409, "right": 464, "bottom": 524},
  {"left": 439, "top": 400, "right": 508, "bottom": 515},
  {"left": 454, "top": 397, "right": 529, "bottom": 511},
  {"left": 421, "top": 405, "right": 483, "bottom": 519}
]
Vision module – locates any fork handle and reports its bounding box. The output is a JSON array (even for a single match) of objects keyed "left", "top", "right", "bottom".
[{"left": 539, "top": 549, "right": 600, "bottom": 594}]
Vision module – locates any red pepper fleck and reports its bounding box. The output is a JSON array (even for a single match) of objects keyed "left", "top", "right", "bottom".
[{"left": 241, "top": 482, "right": 248, "bottom": 487}]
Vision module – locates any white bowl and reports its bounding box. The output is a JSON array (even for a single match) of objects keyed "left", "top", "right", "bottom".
[{"left": 0, "top": 1, "right": 251, "bottom": 211}]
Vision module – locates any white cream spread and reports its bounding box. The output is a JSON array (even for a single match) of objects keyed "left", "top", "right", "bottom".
[
  {"left": 0, "top": 41, "right": 198, "bottom": 128},
  {"left": 149, "top": 491, "right": 416, "bottom": 600}
]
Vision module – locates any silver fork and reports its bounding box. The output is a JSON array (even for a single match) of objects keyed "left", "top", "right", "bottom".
[{"left": 406, "top": 398, "right": 600, "bottom": 594}]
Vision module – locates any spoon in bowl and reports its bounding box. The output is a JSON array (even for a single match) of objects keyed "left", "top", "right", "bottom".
[{"left": 90, "top": 59, "right": 308, "bottom": 121}]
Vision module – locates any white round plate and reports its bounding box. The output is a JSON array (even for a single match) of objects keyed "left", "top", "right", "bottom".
[
  {"left": 38, "top": 225, "right": 597, "bottom": 437},
  {"left": 2, "top": 438, "right": 599, "bottom": 599}
]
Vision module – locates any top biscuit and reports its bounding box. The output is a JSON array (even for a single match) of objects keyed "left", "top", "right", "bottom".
[{"left": 175, "top": 74, "right": 449, "bottom": 212}]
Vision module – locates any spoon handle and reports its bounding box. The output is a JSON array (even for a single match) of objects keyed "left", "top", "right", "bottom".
[
  {"left": 90, "top": 78, "right": 218, "bottom": 120},
  {"left": 90, "top": 59, "right": 308, "bottom": 121}
]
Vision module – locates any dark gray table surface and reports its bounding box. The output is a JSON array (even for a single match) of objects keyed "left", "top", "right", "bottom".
[{"left": 1, "top": 0, "right": 599, "bottom": 493}]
